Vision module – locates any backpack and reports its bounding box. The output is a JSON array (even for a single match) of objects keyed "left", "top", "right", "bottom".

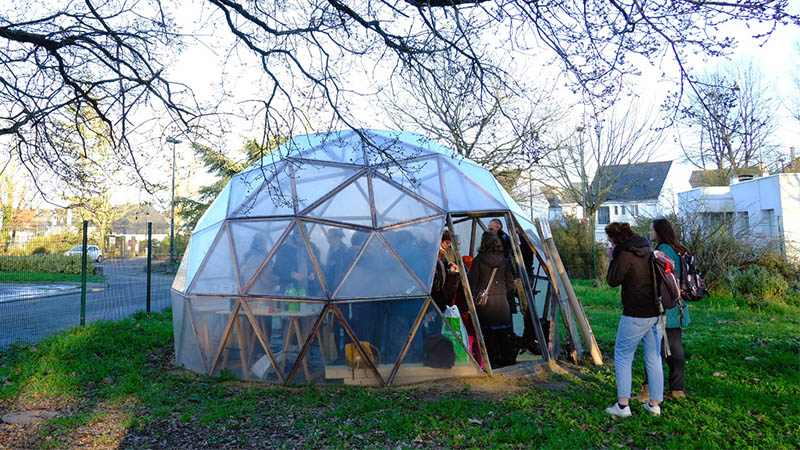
[
  {"left": 650, "top": 251, "right": 681, "bottom": 311},
  {"left": 423, "top": 334, "right": 456, "bottom": 369},
  {"left": 678, "top": 251, "right": 708, "bottom": 302}
]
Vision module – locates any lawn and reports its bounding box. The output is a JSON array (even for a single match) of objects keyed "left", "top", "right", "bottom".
[{"left": 0, "top": 283, "right": 798, "bottom": 449}]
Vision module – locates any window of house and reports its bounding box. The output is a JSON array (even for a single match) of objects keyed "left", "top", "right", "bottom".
[
  {"left": 598, "top": 207, "right": 610, "bottom": 225},
  {"left": 621, "top": 205, "right": 627, "bottom": 215},
  {"left": 736, "top": 212, "right": 750, "bottom": 236},
  {"left": 631, "top": 205, "right": 639, "bottom": 216},
  {"left": 613, "top": 206, "right": 618, "bottom": 215},
  {"left": 762, "top": 209, "right": 775, "bottom": 236}
]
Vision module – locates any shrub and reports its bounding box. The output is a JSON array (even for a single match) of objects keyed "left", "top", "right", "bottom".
[
  {"left": 550, "top": 215, "right": 607, "bottom": 280},
  {"left": 0, "top": 254, "right": 95, "bottom": 275},
  {"left": 31, "top": 247, "right": 48, "bottom": 255},
  {"left": 725, "top": 265, "right": 789, "bottom": 303}
]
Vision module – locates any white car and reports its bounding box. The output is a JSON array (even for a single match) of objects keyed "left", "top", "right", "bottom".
[{"left": 65, "top": 245, "right": 103, "bottom": 262}]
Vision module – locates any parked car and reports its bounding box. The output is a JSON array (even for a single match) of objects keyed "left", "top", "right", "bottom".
[{"left": 65, "top": 245, "right": 103, "bottom": 262}]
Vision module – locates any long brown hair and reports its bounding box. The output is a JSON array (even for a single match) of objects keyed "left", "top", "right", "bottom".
[
  {"left": 478, "top": 231, "right": 503, "bottom": 253},
  {"left": 651, "top": 218, "right": 688, "bottom": 254}
]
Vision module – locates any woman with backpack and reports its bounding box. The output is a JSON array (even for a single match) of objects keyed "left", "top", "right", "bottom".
[
  {"left": 604, "top": 222, "right": 663, "bottom": 417},
  {"left": 636, "top": 218, "right": 691, "bottom": 401}
]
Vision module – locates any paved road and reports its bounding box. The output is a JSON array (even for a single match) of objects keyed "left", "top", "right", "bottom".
[{"left": 0, "top": 258, "right": 174, "bottom": 348}]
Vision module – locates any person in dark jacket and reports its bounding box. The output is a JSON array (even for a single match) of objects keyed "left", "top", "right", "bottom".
[
  {"left": 604, "top": 222, "right": 664, "bottom": 417},
  {"left": 469, "top": 231, "right": 515, "bottom": 368}
]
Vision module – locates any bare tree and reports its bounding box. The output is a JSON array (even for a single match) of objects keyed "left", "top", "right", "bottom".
[
  {"left": 0, "top": 0, "right": 200, "bottom": 201},
  {"left": 377, "top": 49, "right": 564, "bottom": 193},
  {"left": 678, "top": 60, "right": 778, "bottom": 170},
  {"left": 536, "top": 102, "right": 664, "bottom": 219},
  {"left": 2, "top": 0, "right": 796, "bottom": 199}
]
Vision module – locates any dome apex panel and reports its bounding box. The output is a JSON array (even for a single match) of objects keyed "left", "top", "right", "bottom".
[{"left": 307, "top": 176, "right": 373, "bottom": 227}]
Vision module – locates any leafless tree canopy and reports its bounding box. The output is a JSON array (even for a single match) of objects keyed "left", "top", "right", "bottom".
[
  {"left": 0, "top": 0, "right": 198, "bottom": 200},
  {"left": 1, "top": 0, "right": 796, "bottom": 196},
  {"left": 678, "top": 61, "right": 778, "bottom": 170},
  {"left": 537, "top": 102, "right": 664, "bottom": 217}
]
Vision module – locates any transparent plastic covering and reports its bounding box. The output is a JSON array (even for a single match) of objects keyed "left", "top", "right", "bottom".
[
  {"left": 230, "top": 219, "right": 290, "bottom": 290},
  {"left": 249, "top": 223, "right": 325, "bottom": 298},
  {"left": 377, "top": 157, "right": 443, "bottom": 208},
  {"left": 172, "top": 129, "right": 559, "bottom": 384},
  {"left": 293, "top": 164, "right": 361, "bottom": 212},
  {"left": 335, "top": 234, "right": 425, "bottom": 299},
  {"left": 380, "top": 217, "right": 443, "bottom": 289},
  {"left": 301, "top": 221, "right": 369, "bottom": 296},
  {"left": 188, "top": 224, "right": 239, "bottom": 295},
  {"left": 185, "top": 222, "right": 223, "bottom": 290},
  {"left": 441, "top": 160, "right": 504, "bottom": 212},
  {"left": 195, "top": 183, "right": 231, "bottom": 232},
  {"left": 308, "top": 176, "right": 373, "bottom": 227},
  {"left": 372, "top": 176, "right": 439, "bottom": 227}
]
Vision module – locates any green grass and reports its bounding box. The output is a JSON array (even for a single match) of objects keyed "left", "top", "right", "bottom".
[
  {"left": 1, "top": 287, "right": 798, "bottom": 449},
  {"left": 0, "top": 271, "right": 104, "bottom": 283}
]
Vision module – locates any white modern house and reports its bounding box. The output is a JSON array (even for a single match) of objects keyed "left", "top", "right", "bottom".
[{"left": 679, "top": 173, "right": 800, "bottom": 261}]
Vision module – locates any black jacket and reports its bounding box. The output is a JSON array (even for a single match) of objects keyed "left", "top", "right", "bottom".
[
  {"left": 606, "top": 235, "right": 659, "bottom": 318},
  {"left": 469, "top": 251, "right": 515, "bottom": 327}
]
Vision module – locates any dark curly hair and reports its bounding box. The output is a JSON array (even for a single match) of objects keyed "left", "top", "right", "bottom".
[
  {"left": 605, "top": 222, "right": 635, "bottom": 245},
  {"left": 477, "top": 231, "right": 504, "bottom": 253}
]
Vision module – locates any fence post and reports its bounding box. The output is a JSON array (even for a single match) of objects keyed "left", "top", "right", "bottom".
[
  {"left": 80, "top": 220, "right": 88, "bottom": 327},
  {"left": 147, "top": 222, "right": 152, "bottom": 313}
]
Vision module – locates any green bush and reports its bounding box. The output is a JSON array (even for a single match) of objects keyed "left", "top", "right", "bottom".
[
  {"left": 725, "top": 265, "right": 789, "bottom": 303},
  {"left": 0, "top": 254, "right": 95, "bottom": 275},
  {"left": 550, "top": 215, "right": 607, "bottom": 280},
  {"left": 3, "top": 232, "right": 82, "bottom": 256}
]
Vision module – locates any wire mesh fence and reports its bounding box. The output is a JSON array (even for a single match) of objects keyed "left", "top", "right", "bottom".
[{"left": 0, "top": 222, "right": 177, "bottom": 349}]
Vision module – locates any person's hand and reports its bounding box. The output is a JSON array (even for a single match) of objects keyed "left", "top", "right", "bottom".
[
  {"left": 308, "top": 273, "right": 316, "bottom": 281},
  {"left": 291, "top": 272, "right": 305, "bottom": 281},
  {"left": 606, "top": 247, "right": 614, "bottom": 261}
]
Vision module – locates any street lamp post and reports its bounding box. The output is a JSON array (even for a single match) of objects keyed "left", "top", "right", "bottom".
[{"left": 166, "top": 137, "right": 181, "bottom": 265}]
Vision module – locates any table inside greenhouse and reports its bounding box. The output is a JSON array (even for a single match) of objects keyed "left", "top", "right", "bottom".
[{"left": 216, "top": 307, "right": 325, "bottom": 380}]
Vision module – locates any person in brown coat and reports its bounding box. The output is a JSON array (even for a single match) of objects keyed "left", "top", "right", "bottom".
[
  {"left": 469, "top": 231, "right": 515, "bottom": 368},
  {"left": 604, "top": 222, "right": 664, "bottom": 418}
]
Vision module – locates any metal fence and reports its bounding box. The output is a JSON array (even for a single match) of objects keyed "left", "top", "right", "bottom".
[{"left": 0, "top": 221, "right": 175, "bottom": 349}]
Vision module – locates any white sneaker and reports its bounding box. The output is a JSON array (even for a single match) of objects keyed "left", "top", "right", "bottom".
[
  {"left": 642, "top": 402, "right": 661, "bottom": 416},
  {"left": 605, "top": 403, "right": 632, "bottom": 418}
]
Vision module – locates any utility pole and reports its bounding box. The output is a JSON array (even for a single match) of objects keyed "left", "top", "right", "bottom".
[{"left": 166, "top": 137, "right": 181, "bottom": 265}]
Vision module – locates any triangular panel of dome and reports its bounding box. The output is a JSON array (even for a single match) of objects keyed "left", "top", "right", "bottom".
[
  {"left": 227, "top": 165, "right": 279, "bottom": 216},
  {"left": 195, "top": 183, "right": 231, "bottom": 233},
  {"left": 296, "top": 130, "right": 366, "bottom": 165},
  {"left": 376, "top": 156, "right": 443, "bottom": 208},
  {"left": 230, "top": 219, "right": 291, "bottom": 290},
  {"left": 293, "top": 163, "right": 361, "bottom": 212},
  {"left": 454, "top": 162, "right": 507, "bottom": 208},
  {"left": 247, "top": 223, "right": 325, "bottom": 298},
  {"left": 441, "top": 159, "right": 505, "bottom": 212},
  {"left": 232, "top": 165, "right": 295, "bottom": 218},
  {"left": 301, "top": 221, "right": 369, "bottom": 296},
  {"left": 335, "top": 234, "right": 425, "bottom": 299},
  {"left": 380, "top": 216, "right": 444, "bottom": 290},
  {"left": 171, "top": 239, "right": 192, "bottom": 293},
  {"left": 307, "top": 176, "right": 373, "bottom": 227},
  {"left": 185, "top": 221, "right": 224, "bottom": 290},
  {"left": 189, "top": 225, "right": 239, "bottom": 295},
  {"left": 364, "top": 131, "right": 434, "bottom": 167},
  {"left": 372, "top": 176, "right": 440, "bottom": 227}
]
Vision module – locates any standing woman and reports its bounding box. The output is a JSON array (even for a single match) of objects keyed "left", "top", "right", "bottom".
[
  {"left": 604, "top": 222, "right": 664, "bottom": 417},
  {"left": 644, "top": 218, "right": 690, "bottom": 400},
  {"left": 468, "top": 231, "right": 515, "bottom": 368}
]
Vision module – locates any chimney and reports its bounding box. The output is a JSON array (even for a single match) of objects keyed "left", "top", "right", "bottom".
[{"left": 791, "top": 146, "right": 796, "bottom": 162}]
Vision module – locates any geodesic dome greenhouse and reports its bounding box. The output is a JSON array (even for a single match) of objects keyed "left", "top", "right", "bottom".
[{"left": 171, "top": 129, "right": 561, "bottom": 386}]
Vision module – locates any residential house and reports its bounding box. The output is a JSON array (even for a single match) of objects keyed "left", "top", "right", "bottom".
[
  {"left": 108, "top": 204, "right": 170, "bottom": 258},
  {"left": 679, "top": 173, "right": 800, "bottom": 261},
  {"left": 590, "top": 161, "right": 688, "bottom": 242}
]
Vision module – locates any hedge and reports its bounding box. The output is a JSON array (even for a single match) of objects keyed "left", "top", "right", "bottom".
[{"left": 0, "top": 254, "right": 95, "bottom": 275}]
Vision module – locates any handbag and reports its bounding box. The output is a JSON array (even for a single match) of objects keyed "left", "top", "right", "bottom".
[{"left": 473, "top": 267, "right": 498, "bottom": 308}]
